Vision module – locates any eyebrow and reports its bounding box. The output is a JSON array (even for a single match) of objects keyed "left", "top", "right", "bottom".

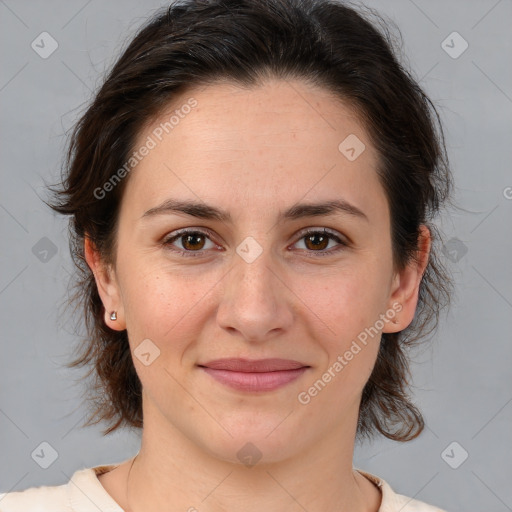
[{"left": 141, "top": 198, "right": 368, "bottom": 223}]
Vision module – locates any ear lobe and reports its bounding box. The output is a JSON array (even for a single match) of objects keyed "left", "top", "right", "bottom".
[
  {"left": 84, "top": 236, "right": 126, "bottom": 330},
  {"left": 383, "top": 225, "right": 431, "bottom": 333}
]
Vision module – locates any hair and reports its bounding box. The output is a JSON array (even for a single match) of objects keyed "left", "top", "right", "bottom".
[{"left": 49, "top": 0, "right": 452, "bottom": 441}]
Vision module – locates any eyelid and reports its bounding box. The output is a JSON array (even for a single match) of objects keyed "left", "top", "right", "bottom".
[
  {"left": 162, "top": 226, "right": 219, "bottom": 242},
  {"left": 161, "top": 226, "right": 349, "bottom": 257},
  {"left": 294, "top": 226, "right": 349, "bottom": 245},
  {"left": 161, "top": 227, "right": 222, "bottom": 250},
  {"left": 290, "top": 227, "right": 349, "bottom": 257}
]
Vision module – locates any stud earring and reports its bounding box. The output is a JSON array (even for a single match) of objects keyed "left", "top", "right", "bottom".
[{"left": 110, "top": 311, "right": 117, "bottom": 321}]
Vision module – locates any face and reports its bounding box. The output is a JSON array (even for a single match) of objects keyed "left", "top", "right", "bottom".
[{"left": 89, "top": 78, "right": 426, "bottom": 465}]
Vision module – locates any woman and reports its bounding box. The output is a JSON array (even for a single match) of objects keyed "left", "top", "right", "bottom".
[{"left": 0, "top": 0, "right": 452, "bottom": 510}]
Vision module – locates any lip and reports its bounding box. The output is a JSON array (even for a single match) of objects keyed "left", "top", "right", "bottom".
[
  {"left": 198, "top": 358, "right": 310, "bottom": 392},
  {"left": 200, "top": 358, "right": 308, "bottom": 372}
]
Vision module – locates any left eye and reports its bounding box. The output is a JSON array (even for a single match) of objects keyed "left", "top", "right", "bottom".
[
  {"left": 293, "top": 228, "right": 346, "bottom": 254},
  {"left": 162, "top": 228, "right": 346, "bottom": 257}
]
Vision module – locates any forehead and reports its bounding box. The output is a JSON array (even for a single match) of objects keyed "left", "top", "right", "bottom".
[
  {"left": 122, "top": 78, "right": 387, "bottom": 223},
  {"left": 141, "top": 78, "right": 366, "bottom": 150}
]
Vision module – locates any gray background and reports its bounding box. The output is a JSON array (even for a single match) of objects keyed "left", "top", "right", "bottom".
[{"left": 1, "top": 0, "right": 511, "bottom": 510}]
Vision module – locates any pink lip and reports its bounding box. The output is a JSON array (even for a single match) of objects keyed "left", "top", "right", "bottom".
[{"left": 198, "top": 358, "right": 309, "bottom": 392}]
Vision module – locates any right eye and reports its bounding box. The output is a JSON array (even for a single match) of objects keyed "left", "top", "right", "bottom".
[{"left": 161, "top": 228, "right": 220, "bottom": 257}]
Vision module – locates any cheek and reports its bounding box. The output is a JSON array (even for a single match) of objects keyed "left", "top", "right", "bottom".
[
  {"left": 117, "top": 241, "right": 392, "bottom": 371},
  {"left": 298, "top": 261, "right": 391, "bottom": 386},
  {"left": 118, "top": 257, "right": 220, "bottom": 353},
  {"left": 303, "top": 262, "right": 391, "bottom": 337}
]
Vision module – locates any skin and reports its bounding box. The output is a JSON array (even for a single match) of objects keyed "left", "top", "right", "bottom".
[{"left": 85, "top": 78, "right": 430, "bottom": 512}]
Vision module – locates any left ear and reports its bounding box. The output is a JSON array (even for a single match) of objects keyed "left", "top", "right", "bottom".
[{"left": 383, "top": 224, "right": 431, "bottom": 333}]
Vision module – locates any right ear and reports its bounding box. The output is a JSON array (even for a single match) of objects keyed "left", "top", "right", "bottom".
[{"left": 84, "top": 236, "right": 126, "bottom": 330}]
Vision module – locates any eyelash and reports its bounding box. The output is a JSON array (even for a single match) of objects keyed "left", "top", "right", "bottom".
[{"left": 161, "top": 227, "right": 348, "bottom": 258}]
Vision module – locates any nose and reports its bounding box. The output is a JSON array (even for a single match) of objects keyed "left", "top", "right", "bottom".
[{"left": 216, "top": 241, "right": 294, "bottom": 343}]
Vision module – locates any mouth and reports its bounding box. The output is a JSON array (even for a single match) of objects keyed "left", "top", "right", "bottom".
[{"left": 197, "top": 358, "right": 310, "bottom": 392}]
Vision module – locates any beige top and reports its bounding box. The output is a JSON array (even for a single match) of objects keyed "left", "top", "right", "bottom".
[{"left": 0, "top": 463, "right": 446, "bottom": 511}]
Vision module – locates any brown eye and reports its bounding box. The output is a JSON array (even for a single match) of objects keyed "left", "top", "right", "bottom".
[
  {"left": 162, "top": 228, "right": 218, "bottom": 256},
  {"left": 293, "top": 228, "right": 347, "bottom": 256},
  {"left": 181, "top": 232, "right": 206, "bottom": 251},
  {"left": 303, "top": 232, "right": 330, "bottom": 251}
]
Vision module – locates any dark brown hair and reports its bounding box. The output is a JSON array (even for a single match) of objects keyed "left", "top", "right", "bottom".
[{"left": 49, "top": 0, "right": 452, "bottom": 441}]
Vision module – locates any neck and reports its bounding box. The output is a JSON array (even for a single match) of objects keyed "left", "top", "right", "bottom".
[{"left": 122, "top": 401, "right": 381, "bottom": 512}]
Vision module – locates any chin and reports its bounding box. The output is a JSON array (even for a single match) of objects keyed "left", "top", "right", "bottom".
[{"left": 194, "top": 416, "right": 306, "bottom": 468}]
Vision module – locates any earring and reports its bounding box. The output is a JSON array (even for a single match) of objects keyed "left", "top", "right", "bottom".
[{"left": 110, "top": 311, "right": 117, "bottom": 321}]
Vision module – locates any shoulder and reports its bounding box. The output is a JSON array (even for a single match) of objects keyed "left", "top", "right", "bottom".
[
  {"left": 390, "top": 492, "right": 447, "bottom": 512},
  {"left": 0, "top": 479, "right": 70, "bottom": 512},
  {"left": 356, "top": 469, "right": 447, "bottom": 512},
  {"left": 0, "top": 464, "right": 122, "bottom": 512}
]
